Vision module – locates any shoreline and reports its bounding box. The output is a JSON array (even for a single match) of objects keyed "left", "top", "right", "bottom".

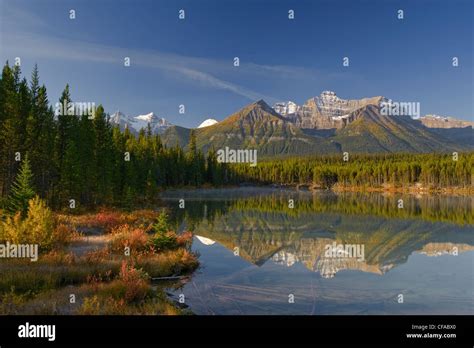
[{"left": 158, "top": 183, "right": 474, "bottom": 197}]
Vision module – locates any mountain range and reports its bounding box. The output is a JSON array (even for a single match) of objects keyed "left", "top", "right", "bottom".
[
  {"left": 274, "top": 90, "right": 386, "bottom": 129},
  {"left": 112, "top": 91, "right": 473, "bottom": 156},
  {"left": 161, "top": 91, "right": 472, "bottom": 155},
  {"left": 109, "top": 111, "right": 172, "bottom": 135}
]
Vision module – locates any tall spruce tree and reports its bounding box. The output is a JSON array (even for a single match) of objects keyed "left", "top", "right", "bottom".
[
  {"left": 0, "top": 62, "right": 25, "bottom": 197},
  {"left": 8, "top": 154, "right": 35, "bottom": 216},
  {"left": 93, "top": 105, "right": 113, "bottom": 203}
]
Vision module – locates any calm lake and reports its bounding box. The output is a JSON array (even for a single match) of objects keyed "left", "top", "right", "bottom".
[{"left": 161, "top": 187, "right": 474, "bottom": 315}]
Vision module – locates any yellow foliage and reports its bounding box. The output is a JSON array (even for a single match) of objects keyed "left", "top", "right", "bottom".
[{"left": 1, "top": 196, "right": 55, "bottom": 250}]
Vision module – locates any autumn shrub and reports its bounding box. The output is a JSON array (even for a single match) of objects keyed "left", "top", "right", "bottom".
[
  {"left": 0, "top": 288, "right": 29, "bottom": 314},
  {"left": 117, "top": 261, "right": 150, "bottom": 303},
  {"left": 96, "top": 297, "right": 126, "bottom": 315},
  {"left": 176, "top": 231, "right": 193, "bottom": 248},
  {"left": 1, "top": 213, "right": 28, "bottom": 244},
  {"left": 41, "top": 250, "right": 76, "bottom": 265},
  {"left": 110, "top": 224, "right": 149, "bottom": 252},
  {"left": 83, "top": 248, "right": 113, "bottom": 263},
  {"left": 78, "top": 295, "right": 101, "bottom": 315},
  {"left": 53, "top": 223, "right": 79, "bottom": 245},
  {"left": 123, "top": 209, "right": 157, "bottom": 230},
  {"left": 1, "top": 196, "right": 56, "bottom": 250},
  {"left": 111, "top": 222, "right": 189, "bottom": 254},
  {"left": 130, "top": 209, "right": 159, "bottom": 222},
  {"left": 136, "top": 249, "right": 199, "bottom": 278},
  {"left": 90, "top": 211, "right": 122, "bottom": 232}
]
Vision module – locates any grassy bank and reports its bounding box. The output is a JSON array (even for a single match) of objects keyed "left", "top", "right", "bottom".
[{"left": 0, "top": 204, "right": 199, "bottom": 315}]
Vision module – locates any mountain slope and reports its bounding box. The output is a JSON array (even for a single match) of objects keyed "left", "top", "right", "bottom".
[
  {"left": 334, "top": 105, "right": 460, "bottom": 153},
  {"left": 193, "top": 100, "right": 341, "bottom": 156},
  {"left": 418, "top": 115, "right": 474, "bottom": 149},
  {"left": 426, "top": 127, "right": 474, "bottom": 150},
  {"left": 161, "top": 125, "right": 192, "bottom": 148}
]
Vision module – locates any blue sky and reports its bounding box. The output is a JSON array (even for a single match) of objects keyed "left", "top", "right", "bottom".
[{"left": 0, "top": 0, "right": 472, "bottom": 127}]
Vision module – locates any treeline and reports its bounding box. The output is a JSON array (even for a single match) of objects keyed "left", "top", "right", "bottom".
[
  {"left": 170, "top": 192, "right": 473, "bottom": 226},
  {"left": 232, "top": 153, "right": 473, "bottom": 189},
  {"left": 1, "top": 63, "right": 472, "bottom": 212},
  {"left": 0, "top": 63, "right": 233, "bottom": 210},
  {"left": 229, "top": 193, "right": 474, "bottom": 225}
]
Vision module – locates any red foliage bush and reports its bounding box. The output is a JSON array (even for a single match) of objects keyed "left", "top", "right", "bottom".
[
  {"left": 176, "top": 231, "right": 193, "bottom": 248},
  {"left": 90, "top": 211, "right": 122, "bottom": 232},
  {"left": 119, "top": 261, "right": 150, "bottom": 303}
]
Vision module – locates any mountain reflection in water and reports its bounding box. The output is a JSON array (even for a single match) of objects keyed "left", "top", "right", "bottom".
[{"left": 161, "top": 188, "right": 474, "bottom": 315}]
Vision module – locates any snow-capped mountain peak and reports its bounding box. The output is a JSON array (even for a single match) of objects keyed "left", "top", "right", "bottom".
[
  {"left": 109, "top": 110, "right": 127, "bottom": 122},
  {"left": 272, "top": 91, "right": 386, "bottom": 129},
  {"left": 109, "top": 111, "right": 172, "bottom": 134},
  {"left": 419, "top": 114, "right": 474, "bottom": 128},
  {"left": 135, "top": 112, "right": 157, "bottom": 122},
  {"left": 198, "top": 118, "right": 218, "bottom": 128},
  {"left": 273, "top": 101, "right": 299, "bottom": 116}
]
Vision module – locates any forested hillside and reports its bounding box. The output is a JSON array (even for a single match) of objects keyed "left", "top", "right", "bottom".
[
  {"left": 232, "top": 153, "right": 473, "bottom": 190},
  {"left": 0, "top": 63, "right": 231, "bottom": 209}
]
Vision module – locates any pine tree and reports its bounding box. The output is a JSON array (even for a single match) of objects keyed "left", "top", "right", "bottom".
[
  {"left": 30, "top": 64, "right": 40, "bottom": 103},
  {"left": 8, "top": 155, "right": 36, "bottom": 216},
  {"left": 92, "top": 105, "right": 113, "bottom": 203},
  {"left": 58, "top": 141, "right": 81, "bottom": 204},
  {"left": 187, "top": 130, "right": 201, "bottom": 185},
  {"left": 0, "top": 62, "right": 23, "bottom": 197},
  {"left": 153, "top": 211, "right": 170, "bottom": 234},
  {"left": 36, "top": 86, "right": 56, "bottom": 195},
  {"left": 55, "top": 84, "right": 74, "bottom": 169},
  {"left": 25, "top": 65, "right": 56, "bottom": 197},
  {"left": 76, "top": 113, "right": 96, "bottom": 204}
]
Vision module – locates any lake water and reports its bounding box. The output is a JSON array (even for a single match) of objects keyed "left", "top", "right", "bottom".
[{"left": 161, "top": 187, "right": 474, "bottom": 315}]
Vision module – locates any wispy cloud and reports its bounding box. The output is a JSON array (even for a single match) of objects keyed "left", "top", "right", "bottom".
[
  {"left": 1, "top": 3, "right": 344, "bottom": 104},
  {"left": 3, "top": 29, "right": 280, "bottom": 101},
  {"left": 0, "top": 3, "right": 359, "bottom": 106},
  {"left": 1, "top": 4, "right": 48, "bottom": 30}
]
